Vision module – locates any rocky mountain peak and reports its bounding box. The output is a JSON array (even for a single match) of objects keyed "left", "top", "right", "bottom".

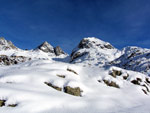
[
  {"left": 54, "top": 46, "right": 65, "bottom": 56},
  {"left": 70, "top": 37, "right": 121, "bottom": 66},
  {"left": 0, "top": 37, "right": 18, "bottom": 50},
  {"left": 78, "top": 37, "right": 114, "bottom": 49},
  {"left": 36, "top": 41, "right": 54, "bottom": 53},
  {"left": 35, "top": 41, "right": 66, "bottom": 56}
]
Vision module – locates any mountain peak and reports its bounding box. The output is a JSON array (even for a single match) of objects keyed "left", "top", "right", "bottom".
[
  {"left": 36, "top": 41, "right": 54, "bottom": 53},
  {"left": 54, "top": 46, "right": 65, "bottom": 56},
  {"left": 78, "top": 37, "right": 114, "bottom": 49},
  {"left": 0, "top": 37, "right": 18, "bottom": 50},
  {"left": 70, "top": 37, "right": 121, "bottom": 66}
]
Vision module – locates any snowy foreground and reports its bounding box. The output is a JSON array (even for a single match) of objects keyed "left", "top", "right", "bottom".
[{"left": 0, "top": 59, "right": 150, "bottom": 113}]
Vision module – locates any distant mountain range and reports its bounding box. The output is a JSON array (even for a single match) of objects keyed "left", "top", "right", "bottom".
[{"left": 0, "top": 37, "right": 150, "bottom": 76}]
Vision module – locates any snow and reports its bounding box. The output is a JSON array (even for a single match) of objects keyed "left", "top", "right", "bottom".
[
  {"left": 0, "top": 59, "right": 150, "bottom": 113},
  {"left": 0, "top": 37, "right": 150, "bottom": 113}
]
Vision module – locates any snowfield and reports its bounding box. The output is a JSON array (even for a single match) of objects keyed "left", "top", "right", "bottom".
[
  {"left": 0, "top": 59, "right": 150, "bottom": 113},
  {"left": 0, "top": 37, "right": 150, "bottom": 113}
]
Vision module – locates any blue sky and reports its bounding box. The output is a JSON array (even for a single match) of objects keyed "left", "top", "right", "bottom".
[{"left": 0, "top": 0, "right": 150, "bottom": 53}]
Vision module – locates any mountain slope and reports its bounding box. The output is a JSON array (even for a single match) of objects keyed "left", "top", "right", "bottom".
[
  {"left": 0, "top": 59, "right": 150, "bottom": 113},
  {"left": 70, "top": 37, "right": 121, "bottom": 67},
  {"left": 111, "top": 46, "right": 150, "bottom": 76}
]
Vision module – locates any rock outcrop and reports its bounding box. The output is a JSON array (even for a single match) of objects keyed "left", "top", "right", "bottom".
[
  {"left": 0, "top": 55, "right": 31, "bottom": 66},
  {"left": 54, "top": 46, "right": 65, "bottom": 56}
]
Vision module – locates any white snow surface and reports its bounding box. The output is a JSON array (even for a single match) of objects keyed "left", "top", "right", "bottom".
[{"left": 0, "top": 59, "right": 150, "bottom": 113}]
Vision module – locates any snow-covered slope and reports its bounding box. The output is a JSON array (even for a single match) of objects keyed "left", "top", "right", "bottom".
[
  {"left": 1, "top": 37, "right": 150, "bottom": 113},
  {"left": 0, "top": 59, "right": 150, "bottom": 113},
  {"left": 111, "top": 46, "right": 150, "bottom": 76},
  {"left": 70, "top": 37, "right": 121, "bottom": 67}
]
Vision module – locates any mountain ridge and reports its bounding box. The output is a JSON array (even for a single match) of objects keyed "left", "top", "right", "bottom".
[{"left": 0, "top": 37, "right": 150, "bottom": 76}]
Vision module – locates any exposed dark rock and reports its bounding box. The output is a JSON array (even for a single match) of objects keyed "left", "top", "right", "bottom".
[
  {"left": 123, "top": 74, "right": 129, "bottom": 80},
  {"left": 104, "top": 44, "right": 114, "bottom": 49},
  {"left": 64, "top": 86, "right": 82, "bottom": 96},
  {"left": 109, "top": 69, "right": 122, "bottom": 78},
  {"left": 70, "top": 52, "right": 88, "bottom": 62},
  {"left": 0, "top": 55, "right": 31, "bottom": 66},
  {"left": 142, "top": 89, "right": 147, "bottom": 95},
  {"left": 67, "top": 68, "right": 78, "bottom": 75},
  {"left": 78, "top": 39, "right": 91, "bottom": 49},
  {"left": 54, "top": 46, "right": 65, "bottom": 56},
  {"left": 78, "top": 38, "right": 114, "bottom": 49},
  {"left": 146, "top": 78, "right": 150, "bottom": 83},
  {"left": 36, "top": 41, "right": 54, "bottom": 53},
  {"left": 131, "top": 78, "right": 142, "bottom": 85},
  {"left": 131, "top": 80, "right": 140, "bottom": 85},
  {"left": 44, "top": 82, "right": 62, "bottom": 91},
  {"left": 142, "top": 84, "right": 150, "bottom": 92},
  {"left": 56, "top": 74, "right": 65, "bottom": 78},
  {"left": 0, "top": 100, "right": 6, "bottom": 107},
  {"left": 8, "top": 104, "right": 17, "bottom": 107},
  {"left": 137, "top": 78, "right": 142, "bottom": 82},
  {"left": 103, "top": 80, "right": 120, "bottom": 88},
  {"left": 98, "top": 80, "right": 102, "bottom": 82}
]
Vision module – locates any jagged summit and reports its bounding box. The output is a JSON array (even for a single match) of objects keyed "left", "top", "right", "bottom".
[
  {"left": 35, "top": 41, "right": 66, "bottom": 56},
  {"left": 70, "top": 37, "right": 121, "bottom": 66},
  {"left": 54, "top": 46, "right": 65, "bottom": 56},
  {"left": 35, "top": 41, "right": 54, "bottom": 53},
  {"left": 0, "top": 37, "right": 18, "bottom": 50}
]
